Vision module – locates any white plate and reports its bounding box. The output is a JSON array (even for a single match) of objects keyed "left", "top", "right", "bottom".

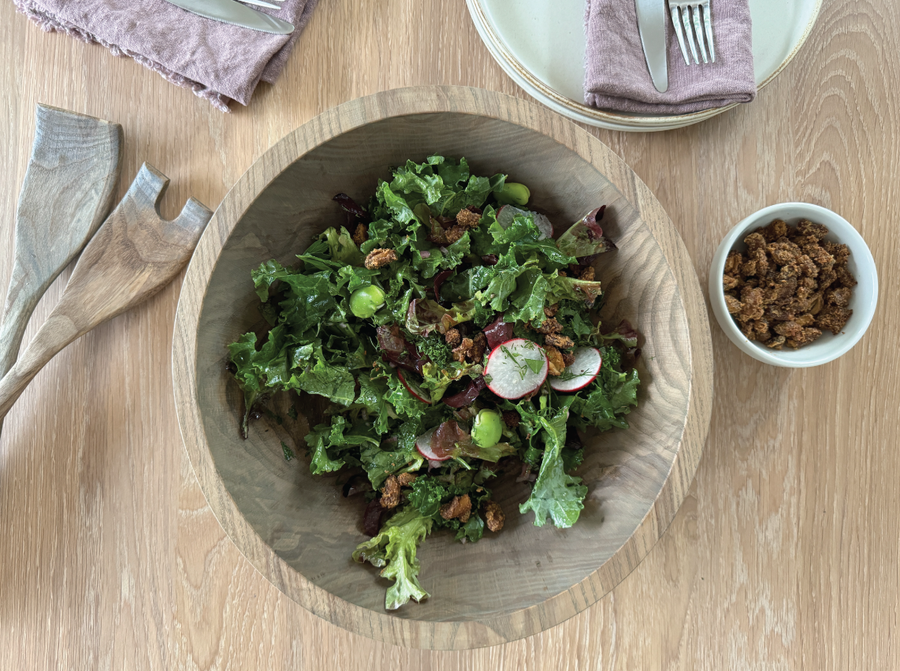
[{"left": 467, "top": 0, "right": 822, "bottom": 132}]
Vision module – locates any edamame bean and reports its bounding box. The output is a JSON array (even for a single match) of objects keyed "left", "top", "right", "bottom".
[
  {"left": 494, "top": 181, "right": 531, "bottom": 206},
  {"left": 472, "top": 409, "right": 503, "bottom": 448},
  {"left": 349, "top": 285, "right": 386, "bottom": 319}
]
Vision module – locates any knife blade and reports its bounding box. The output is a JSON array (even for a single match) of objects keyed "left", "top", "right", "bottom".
[
  {"left": 634, "top": 0, "right": 668, "bottom": 93},
  {"left": 164, "top": 0, "right": 294, "bottom": 35}
]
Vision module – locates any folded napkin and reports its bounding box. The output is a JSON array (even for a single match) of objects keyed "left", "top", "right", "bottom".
[
  {"left": 15, "top": 0, "right": 319, "bottom": 111},
  {"left": 584, "top": 0, "right": 756, "bottom": 115}
]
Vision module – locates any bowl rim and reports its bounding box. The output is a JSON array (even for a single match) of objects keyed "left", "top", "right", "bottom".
[
  {"left": 172, "top": 85, "right": 714, "bottom": 649},
  {"left": 708, "top": 202, "right": 879, "bottom": 368}
]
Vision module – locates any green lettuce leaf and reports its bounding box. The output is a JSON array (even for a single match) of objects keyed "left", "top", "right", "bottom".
[
  {"left": 352, "top": 505, "right": 433, "bottom": 610},
  {"left": 293, "top": 353, "right": 356, "bottom": 406},
  {"left": 356, "top": 373, "right": 392, "bottom": 435},
  {"left": 506, "top": 268, "right": 550, "bottom": 324},
  {"left": 410, "top": 230, "right": 471, "bottom": 279},
  {"left": 556, "top": 211, "right": 615, "bottom": 258},
  {"left": 568, "top": 365, "right": 639, "bottom": 431},
  {"left": 385, "top": 373, "right": 430, "bottom": 421},
  {"left": 278, "top": 273, "right": 339, "bottom": 332},
  {"left": 305, "top": 415, "right": 379, "bottom": 475},
  {"left": 358, "top": 421, "right": 423, "bottom": 489},
  {"left": 377, "top": 181, "right": 420, "bottom": 228},
  {"left": 519, "top": 407, "right": 588, "bottom": 528},
  {"left": 251, "top": 260, "right": 294, "bottom": 302},
  {"left": 434, "top": 155, "right": 470, "bottom": 188},
  {"left": 438, "top": 266, "right": 494, "bottom": 302},
  {"left": 438, "top": 174, "right": 496, "bottom": 215},
  {"left": 547, "top": 275, "right": 604, "bottom": 306},
  {"left": 405, "top": 299, "right": 476, "bottom": 337},
  {"left": 455, "top": 514, "right": 485, "bottom": 543},
  {"left": 390, "top": 159, "right": 445, "bottom": 205},
  {"left": 322, "top": 226, "right": 366, "bottom": 266}
]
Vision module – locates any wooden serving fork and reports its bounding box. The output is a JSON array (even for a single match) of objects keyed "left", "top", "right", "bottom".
[{"left": 0, "top": 164, "right": 212, "bottom": 424}]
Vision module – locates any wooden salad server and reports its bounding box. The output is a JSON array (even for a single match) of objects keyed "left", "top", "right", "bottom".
[
  {"left": 0, "top": 104, "right": 123, "bottom": 381},
  {"left": 0, "top": 164, "right": 213, "bottom": 424}
]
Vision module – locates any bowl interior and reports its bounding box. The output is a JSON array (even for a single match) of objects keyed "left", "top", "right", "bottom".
[{"left": 192, "top": 112, "right": 695, "bottom": 623}]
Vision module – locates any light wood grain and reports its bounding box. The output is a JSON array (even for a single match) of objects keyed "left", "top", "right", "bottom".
[
  {"left": 0, "top": 104, "right": 121, "bottom": 380},
  {"left": 172, "top": 86, "right": 713, "bottom": 648},
  {"left": 0, "top": 163, "right": 211, "bottom": 420},
  {"left": 1, "top": 0, "right": 898, "bottom": 667}
]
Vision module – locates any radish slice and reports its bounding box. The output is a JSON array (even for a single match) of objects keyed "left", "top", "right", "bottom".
[
  {"left": 496, "top": 205, "right": 552, "bottom": 239},
  {"left": 415, "top": 428, "right": 450, "bottom": 462},
  {"left": 398, "top": 370, "right": 431, "bottom": 405},
  {"left": 484, "top": 338, "right": 548, "bottom": 399},
  {"left": 548, "top": 347, "right": 602, "bottom": 392}
]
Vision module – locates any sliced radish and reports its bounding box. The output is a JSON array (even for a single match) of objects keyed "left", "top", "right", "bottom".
[
  {"left": 484, "top": 338, "right": 548, "bottom": 399},
  {"left": 496, "top": 205, "right": 552, "bottom": 239},
  {"left": 398, "top": 370, "right": 431, "bottom": 405},
  {"left": 415, "top": 427, "right": 453, "bottom": 462},
  {"left": 548, "top": 346, "right": 602, "bottom": 392}
]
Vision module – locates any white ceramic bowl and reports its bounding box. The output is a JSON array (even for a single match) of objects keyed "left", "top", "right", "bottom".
[{"left": 709, "top": 203, "right": 878, "bottom": 367}]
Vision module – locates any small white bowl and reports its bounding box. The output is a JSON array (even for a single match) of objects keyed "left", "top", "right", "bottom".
[{"left": 709, "top": 203, "right": 878, "bottom": 368}]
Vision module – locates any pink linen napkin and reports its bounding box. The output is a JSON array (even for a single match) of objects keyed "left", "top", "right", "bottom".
[
  {"left": 584, "top": 0, "right": 756, "bottom": 115},
  {"left": 14, "top": 0, "right": 319, "bottom": 112}
]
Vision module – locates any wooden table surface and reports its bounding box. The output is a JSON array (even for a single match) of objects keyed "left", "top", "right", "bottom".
[{"left": 1, "top": 0, "right": 897, "bottom": 668}]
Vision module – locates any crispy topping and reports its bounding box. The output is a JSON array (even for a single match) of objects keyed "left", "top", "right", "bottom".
[
  {"left": 380, "top": 475, "right": 402, "bottom": 509},
  {"left": 396, "top": 472, "right": 416, "bottom": 487},
  {"left": 352, "top": 223, "right": 368, "bottom": 246},
  {"left": 484, "top": 500, "right": 505, "bottom": 532},
  {"left": 451, "top": 337, "right": 473, "bottom": 363},
  {"left": 365, "top": 248, "right": 397, "bottom": 269},
  {"left": 543, "top": 303, "right": 560, "bottom": 318},
  {"left": 536, "top": 317, "right": 563, "bottom": 334},
  {"left": 451, "top": 333, "right": 486, "bottom": 363},
  {"left": 545, "top": 333, "right": 574, "bottom": 350},
  {"left": 760, "top": 218, "right": 788, "bottom": 242},
  {"left": 380, "top": 473, "right": 416, "bottom": 510},
  {"left": 797, "top": 219, "right": 829, "bottom": 239},
  {"left": 723, "top": 218, "right": 856, "bottom": 349},
  {"left": 816, "top": 305, "right": 853, "bottom": 335},
  {"left": 444, "top": 327, "right": 462, "bottom": 348},
  {"left": 578, "top": 265, "right": 595, "bottom": 281},
  {"left": 545, "top": 345, "right": 565, "bottom": 377},
  {"left": 724, "top": 294, "right": 742, "bottom": 315},
  {"left": 724, "top": 251, "right": 743, "bottom": 275},
  {"left": 440, "top": 494, "right": 472, "bottom": 524},
  {"left": 455, "top": 208, "right": 482, "bottom": 229}
]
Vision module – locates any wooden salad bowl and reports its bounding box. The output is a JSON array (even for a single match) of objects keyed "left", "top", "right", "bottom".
[{"left": 172, "top": 86, "right": 713, "bottom": 649}]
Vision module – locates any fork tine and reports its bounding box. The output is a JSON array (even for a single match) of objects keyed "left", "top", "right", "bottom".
[
  {"left": 691, "top": 5, "right": 709, "bottom": 63},
  {"left": 680, "top": 6, "right": 700, "bottom": 64},
  {"left": 702, "top": 2, "right": 716, "bottom": 62},
  {"left": 671, "top": 7, "right": 691, "bottom": 66}
]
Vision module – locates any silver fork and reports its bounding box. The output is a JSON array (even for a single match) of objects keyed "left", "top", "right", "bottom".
[
  {"left": 669, "top": 0, "right": 715, "bottom": 65},
  {"left": 240, "top": 0, "right": 283, "bottom": 8}
]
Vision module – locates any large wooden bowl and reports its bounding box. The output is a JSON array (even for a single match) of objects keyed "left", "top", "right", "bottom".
[{"left": 173, "top": 86, "right": 713, "bottom": 649}]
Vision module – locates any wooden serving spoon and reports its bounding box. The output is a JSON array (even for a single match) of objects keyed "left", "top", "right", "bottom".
[
  {"left": 0, "top": 163, "right": 212, "bottom": 423},
  {"left": 0, "top": 104, "right": 123, "bottom": 380}
]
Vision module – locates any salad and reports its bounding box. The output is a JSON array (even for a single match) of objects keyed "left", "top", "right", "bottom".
[{"left": 227, "top": 156, "right": 641, "bottom": 610}]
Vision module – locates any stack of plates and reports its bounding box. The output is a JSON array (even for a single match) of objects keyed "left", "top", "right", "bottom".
[{"left": 467, "top": 0, "right": 821, "bottom": 132}]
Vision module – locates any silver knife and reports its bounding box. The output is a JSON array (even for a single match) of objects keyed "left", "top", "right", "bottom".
[
  {"left": 634, "top": 0, "right": 668, "bottom": 93},
  {"left": 240, "top": 0, "right": 281, "bottom": 8},
  {"left": 164, "top": 0, "right": 294, "bottom": 35}
]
